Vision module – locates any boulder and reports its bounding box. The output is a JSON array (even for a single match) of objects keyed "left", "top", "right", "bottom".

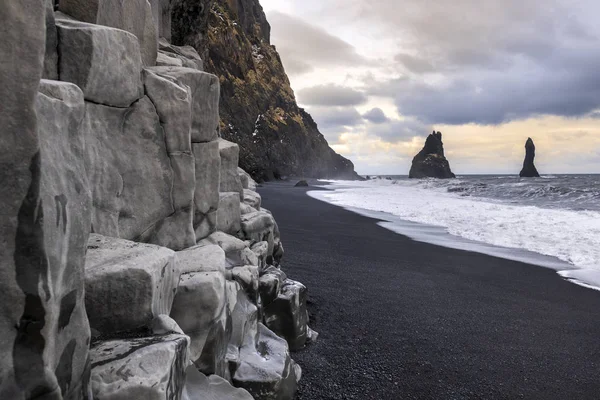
[
  {"left": 151, "top": 314, "right": 184, "bottom": 335},
  {"left": 219, "top": 139, "right": 244, "bottom": 197},
  {"left": 176, "top": 244, "right": 226, "bottom": 275},
  {"left": 231, "top": 266, "right": 260, "bottom": 303},
  {"left": 238, "top": 167, "right": 257, "bottom": 190},
  {"left": 251, "top": 241, "right": 269, "bottom": 268},
  {"left": 240, "top": 202, "right": 255, "bottom": 215},
  {"left": 59, "top": 0, "right": 158, "bottom": 66},
  {"left": 409, "top": 131, "right": 456, "bottom": 179},
  {"left": 192, "top": 141, "right": 221, "bottom": 240},
  {"left": 226, "top": 282, "right": 259, "bottom": 377},
  {"left": 218, "top": 192, "right": 242, "bottom": 235},
  {"left": 182, "top": 365, "right": 254, "bottom": 400},
  {"left": 84, "top": 234, "right": 178, "bottom": 335},
  {"left": 170, "top": 271, "right": 227, "bottom": 370},
  {"left": 157, "top": 50, "right": 184, "bottom": 67},
  {"left": 259, "top": 267, "right": 287, "bottom": 307},
  {"left": 263, "top": 280, "right": 309, "bottom": 351},
  {"left": 243, "top": 189, "right": 261, "bottom": 210},
  {"left": 158, "top": 37, "right": 203, "bottom": 70},
  {"left": 294, "top": 180, "right": 308, "bottom": 187},
  {"left": 149, "top": 66, "right": 219, "bottom": 142},
  {"left": 56, "top": 17, "right": 144, "bottom": 107},
  {"left": 241, "top": 211, "right": 276, "bottom": 255},
  {"left": 82, "top": 97, "right": 174, "bottom": 241},
  {"left": 44, "top": 0, "right": 59, "bottom": 79},
  {"left": 90, "top": 334, "right": 189, "bottom": 399},
  {"left": 199, "top": 232, "right": 259, "bottom": 268},
  {"left": 233, "top": 324, "right": 299, "bottom": 400},
  {"left": 519, "top": 137, "right": 541, "bottom": 178}
]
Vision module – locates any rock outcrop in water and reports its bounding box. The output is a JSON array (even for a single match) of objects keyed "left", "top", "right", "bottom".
[
  {"left": 409, "top": 131, "right": 456, "bottom": 179},
  {"left": 519, "top": 137, "right": 541, "bottom": 178},
  {"left": 0, "top": 1, "right": 313, "bottom": 399},
  {"left": 171, "top": 0, "right": 361, "bottom": 181}
]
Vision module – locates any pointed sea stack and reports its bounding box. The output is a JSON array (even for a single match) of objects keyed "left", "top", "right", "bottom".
[
  {"left": 409, "top": 131, "right": 456, "bottom": 179},
  {"left": 519, "top": 137, "right": 540, "bottom": 177}
]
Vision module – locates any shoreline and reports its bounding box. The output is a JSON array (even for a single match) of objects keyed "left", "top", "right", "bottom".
[
  {"left": 260, "top": 180, "right": 600, "bottom": 400},
  {"left": 309, "top": 179, "right": 600, "bottom": 292}
]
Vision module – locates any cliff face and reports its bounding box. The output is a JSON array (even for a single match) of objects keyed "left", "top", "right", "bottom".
[
  {"left": 409, "top": 131, "right": 456, "bottom": 179},
  {"left": 172, "top": 0, "right": 360, "bottom": 181},
  {"left": 1, "top": 1, "right": 312, "bottom": 399},
  {"left": 519, "top": 137, "right": 541, "bottom": 178}
]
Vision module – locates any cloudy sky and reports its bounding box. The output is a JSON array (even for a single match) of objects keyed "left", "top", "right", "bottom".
[{"left": 260, "top": 0, "right": 600, "bottom": 175}]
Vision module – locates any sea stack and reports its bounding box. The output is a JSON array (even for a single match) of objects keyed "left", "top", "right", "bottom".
[
  {"left": 519, "top": 137, "right": 540, "bottom": 178},
  {"left": 409, "top": 131, "right": 456, "bottom": 179}
]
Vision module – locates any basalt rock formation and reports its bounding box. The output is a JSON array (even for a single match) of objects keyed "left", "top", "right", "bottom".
[
  {"left": 1, "top": 1, "right": 314, "bottom": 399},
  {"left": 172, "top": 0, "right": 360, "bottom": 181},
  {"left": 519, "top": 137, "right": 541, "bottom": 178},
  {"left": 409, "top": 131, "right": 456, "bottom": 179}
]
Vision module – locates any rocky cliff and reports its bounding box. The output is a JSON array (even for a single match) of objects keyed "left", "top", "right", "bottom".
[
  {"left": 171, "top": 0, "right": 360, "bottom": 181},
  {"left": 519, "top": 137, "right": 541, "bottom": 178},
  {"left": 0, "top": 1, "right": 314, "bottom": 399},
  {"left": 409, "top": 131, "right": 456, "bottom": 179}
]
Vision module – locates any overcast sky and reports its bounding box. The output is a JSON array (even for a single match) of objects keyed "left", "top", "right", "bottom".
[{"left": 260, "top": 0, "right": 600, "bottom": 175}]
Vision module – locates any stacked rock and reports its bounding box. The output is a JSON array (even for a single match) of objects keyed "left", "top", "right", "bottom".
[{"left": 0, "top": 1, "right": 314, "bottom": 399}]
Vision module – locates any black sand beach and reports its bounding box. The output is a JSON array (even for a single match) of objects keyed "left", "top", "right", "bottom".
[{"left": 259, "top": 181, "right": 600, "bottom": 400}]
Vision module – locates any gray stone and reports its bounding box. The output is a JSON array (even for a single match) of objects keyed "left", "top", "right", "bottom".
[
  {"left": 199, "top": 232, "right": 259, "bottom": 268},
  {"left": 182, "top": 365, "right": 254, "bottom": 400},
  {"left": 218, "top": 192, "right": 242, "bottom": 235},
  {"left": 243, "top": 189, "right": 261, "bottom": 210},
  {"left": 170, "top": 271, "right": 227, "bottom": 368},
  {"left": 231, "top": 266, "right": 260, "bottom": 303},
  {"left": 0, "top": 7, "right": 46, "bottom": 397},
  {"left": 56, "top": 17, "right": 144, "bottom": 107},
  {"left": 143, "top": 68, "right": 192, "bottom": 153},
  {"left": 241, "top": 211, "right": 276, "bottom": 255},
  {"left": 251, "top": 241, "right": 269, "bottom": 268},
  {"left": 150, "top": 66, "right": 219, "bottom": 142},
  {"left": 85, "top": 234, "right": 178, "bottom": 335},
  {"left": 192, "top": 141, "right": 221, "bottom": 240},
  {"left": 306, "top": 327, "right": 319, "bottom": 344},
  {"left": 259, "top": 267, "right": 287, "bottom": 307},
  {"left": 152, "top": 314, "right": 185, "bottom": 335},
  {"left": 10, "top": 79, "right": 93, "bottom": 399},
  {"left": 59, "top": 0, "right": 158, "bottom": 66},
  {"left": 240, "top": 203, "right": 255, "bottom": 215},
  {"left": 158, "top": 37, "right": 203, "bottom": 70},
  {"left": 150, "top": 1, "right": 173, "bottom": 41},
  {"left": 226, "top": 282, "right": 259, "bottom": 376},
  {"left": 219, "top": 139, "right": 244, "bottom": 197},
  {"left": 176, "top": 244, "right": 226, "bottom": 274},
  {"left": 90, "top": 334, "right": 189, "bottom": 399},
  {"left": 238, "top": 167, "right": 257, "bottom": 190},
  {"left": 233, "top": 324, "right": 298, "bottom": 400},
  {"left": 83, "top": 97, "right": 174, "bottom": 241},
  {"left": 157, "top": 50, "right": 184, "bottom": 67},
  {"left": 44, "top": 0, "right": 59, "bottom": 79},
  {"left": 264, "top": 280, "right": 309, "bottom": 351}
]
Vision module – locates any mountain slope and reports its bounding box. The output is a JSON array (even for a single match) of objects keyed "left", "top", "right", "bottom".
[{"left": 172, "top": 0, "right": 360, "bottom": 181}]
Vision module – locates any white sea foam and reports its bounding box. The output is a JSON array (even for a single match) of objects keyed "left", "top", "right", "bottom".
[{"left": 308, "top": 179, "right": 600, "bottom": 289}]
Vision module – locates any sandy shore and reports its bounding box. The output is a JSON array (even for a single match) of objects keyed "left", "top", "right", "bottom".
[{"left": 259, "top": 181, "right": 600, "bottom": 400}]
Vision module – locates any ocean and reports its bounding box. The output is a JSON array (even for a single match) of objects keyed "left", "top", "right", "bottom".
[{"left": 309, "top": 174, "right": 600, "bottom": 290}]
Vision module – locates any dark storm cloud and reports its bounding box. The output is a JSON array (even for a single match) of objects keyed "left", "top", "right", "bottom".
[
  {"left": 362, "top": 108, "right": 389, "bottom": 124},
  {"left": 267, "top": 11, "right": 368, "bottom": 76},
  {"left": 298, "top": 0, "right": 600, "bottom": 126},
  {"left": 297, "top": 84, "right": 368, "bottom": 107},
  {"left": 367, "top": 119, "right": 431, "bottom": 142},
  {"left": 306, "top": 106, "right": 363, "bottom": 137}
]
